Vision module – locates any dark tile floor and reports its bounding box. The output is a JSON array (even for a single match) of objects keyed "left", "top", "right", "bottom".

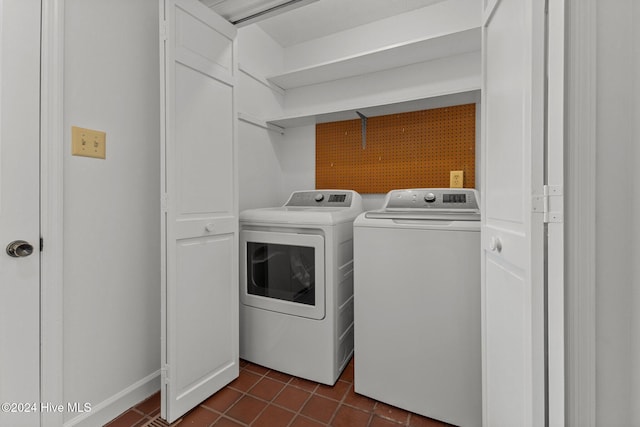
[{"left": 104, "top": 359, "right": 453, "bottom": 427}]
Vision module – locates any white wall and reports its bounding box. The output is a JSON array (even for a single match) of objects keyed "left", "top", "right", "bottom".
[
  {"left": 63, "top": 1, "right": 160, "bottom": 425},
  {"left": 276, "top": 125, "right": 315, "bottom": 200},
  {"left": 633, "top": 2, "right": 640, "bottom": 425},
  {"left": 595, "top": 0, "right": 636, "bottom": 425},
  {"left": 237, "top": 25, "right": 287, "bottom": 209},
  {"left": 630, "top": 1, "right": 640, "bottom": 426}
]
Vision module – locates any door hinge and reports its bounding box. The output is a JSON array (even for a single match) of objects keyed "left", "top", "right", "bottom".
[
  {"left": 161, "top": 193, "right": 168, "bottom": 213},
  {"left": 533, "top": 185, "right": 563, "bottom": 223},
  {"left": 161, "top": 364, "right": 170, "bottom": 384},
  {"left": 40, "top": 237, "right": 44, "bottom": 252},
  {"left": 160, "top": 20, "right": 167, "bottom": 41}
]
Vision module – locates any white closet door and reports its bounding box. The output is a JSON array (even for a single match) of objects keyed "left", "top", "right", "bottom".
[
  {"left": 159, "top": 0, "right": 238, "bottom": 422},
  {"left": 481, "top": 0, "right": 546, "bottom": 425},
  {"left": 0, "top": 0, "right": 41, "bottom": 426}
]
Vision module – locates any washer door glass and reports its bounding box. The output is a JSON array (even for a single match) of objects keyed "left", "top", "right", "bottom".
[
  {"left": 240, "top": 230, "right": 325, "bottom": 320},
  {"left": 247, "top": 242, "right": 316, "bottom": 305}
]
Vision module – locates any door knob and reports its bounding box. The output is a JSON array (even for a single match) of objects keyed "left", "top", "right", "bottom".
[
  {"left": 6, "top": 240, "right": 34, "bottom": 258},
  {"left": 489, "top": 237, "right": 502, "bottom": 253}
]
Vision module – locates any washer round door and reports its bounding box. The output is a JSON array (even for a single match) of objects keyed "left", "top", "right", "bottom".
[{"left": 240, "top": 230, "right": 325, "bottom": 320}]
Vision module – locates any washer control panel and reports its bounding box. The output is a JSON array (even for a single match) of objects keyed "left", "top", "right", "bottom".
[
  {"left": 384, "top": 189, "right": 479, "bottom": 210},
  {"left": 286, "top": 190, "right": 354, "bottom": 207}
]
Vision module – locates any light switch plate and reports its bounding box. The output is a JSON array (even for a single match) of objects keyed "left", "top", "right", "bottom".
[
  {"left": 72, "top": 126, "right": 106, "bottom": 159},
  {"left": 450, "top": 170, "right": 464, "bottom": 188}
]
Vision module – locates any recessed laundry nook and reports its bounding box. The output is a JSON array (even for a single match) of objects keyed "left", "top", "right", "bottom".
[{"left": 5, "top": 1, "right": 638, "bottom": 427}]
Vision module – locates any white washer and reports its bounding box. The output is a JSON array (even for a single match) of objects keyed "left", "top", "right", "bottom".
[
  {"left": 354, "top": 188, "right": 481, "bottom": 427},
  {"left": 240, "top": 190, "right": 363, "bottom": 385}
]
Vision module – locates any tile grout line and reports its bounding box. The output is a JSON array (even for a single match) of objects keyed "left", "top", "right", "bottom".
[
  {"left": 243, "top": 362, "right": 342, "bottom": 427},
  {"left": 270, "top": 371, "right": 316, "bottom": 427},
  {"left": 243, "top": 364, "right": 276, "bottom": 426},
  {"left": 222, "top": 363, "right": 266, "bottom": 426},
  {"left": 136, "top": 360, "right": 431, "bottom": 427},
  {"left": 326, "top": 378, "right": 354, "bottom": 426},
  {"left": 257, "top": 364, "right": 319, "bottom": 427},
  {"left": 228, "top": 362, "right": 317, "bottom": 426}
]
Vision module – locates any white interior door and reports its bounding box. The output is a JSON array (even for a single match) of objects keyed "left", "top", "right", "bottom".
[
  {"left": 0, "top": 1, "right": 41, "bottom": 426},
  {"left": 159, "top": 0, "right": 239, "bottom": 422},
  {"left": 481, "top": 0, "right": 546, "bottom": 426}
]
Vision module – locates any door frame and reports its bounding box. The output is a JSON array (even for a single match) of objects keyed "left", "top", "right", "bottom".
[
  {"left": 40, "top": 1, "right": 65, "bottom": 426},
  {"left": 564, "top": 0, "right": 597, "bottom": 425},
  {"left": 547, "top": 0, "right": 565, "bottom": 425},
  {"left": 36, "top": 1, "right": 596, "bottom": 426}
]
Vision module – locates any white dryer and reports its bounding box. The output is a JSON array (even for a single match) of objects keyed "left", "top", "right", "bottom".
[
  {"left": 239, "top": 190, "right": 363, "bottom": 385},
  {"left": 354, "top": 188, "right": 481, "bottom": 427}
]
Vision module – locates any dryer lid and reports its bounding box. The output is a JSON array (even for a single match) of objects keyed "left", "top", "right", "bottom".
[{"left": 240, "top": 190, "right": 363, "bottom": 225}]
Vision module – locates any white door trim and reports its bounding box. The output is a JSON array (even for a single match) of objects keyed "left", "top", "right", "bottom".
[
  {"left": 40, "top": 1, "right": 65, "bottom": 426},
  {"left": 546, "top": 0, "right": 565, "bottom": 425},
  {"left": 565, "top": 0, "right": 597, "bottom": 425}
]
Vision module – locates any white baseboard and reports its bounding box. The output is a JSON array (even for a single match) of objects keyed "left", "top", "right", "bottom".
[{"left": 63, "top": 371, "right": 160, "bottom": 427}]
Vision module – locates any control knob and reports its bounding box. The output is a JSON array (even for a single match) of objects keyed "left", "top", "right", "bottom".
[
  {"left": 424, "top": 193, "right": 436, "bottom": 203},
  {"left": 314, "top": 193, "right": 324, "bottom": 202}
]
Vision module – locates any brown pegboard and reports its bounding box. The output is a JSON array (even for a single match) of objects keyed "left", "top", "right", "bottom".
[{"left": 316, "top": 104, "right": 476, "bottom": 193}]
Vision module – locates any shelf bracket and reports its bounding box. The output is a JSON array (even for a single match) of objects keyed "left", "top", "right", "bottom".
[{"left": 356, "top": 111, "right": 367, "bottom": 149}]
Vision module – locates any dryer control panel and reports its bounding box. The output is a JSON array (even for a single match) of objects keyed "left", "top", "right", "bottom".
[
  {"left": 384, "top": 188, "right": 479, "bottom": 211},
  {"left": 285, "top": 190, "right": 356, "bottom": 207}
]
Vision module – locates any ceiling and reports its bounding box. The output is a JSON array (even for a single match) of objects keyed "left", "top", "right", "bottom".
[{"left": 200, "top": 0, "right": 445, "bottom": 47}]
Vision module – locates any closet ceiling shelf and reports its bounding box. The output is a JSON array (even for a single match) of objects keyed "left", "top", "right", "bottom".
[
  {"left": 267, "top": 89, "right": 481, "bottom": 129},
  {"left": 266, "top": 27, "right": 481, "bottom": 90}
]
